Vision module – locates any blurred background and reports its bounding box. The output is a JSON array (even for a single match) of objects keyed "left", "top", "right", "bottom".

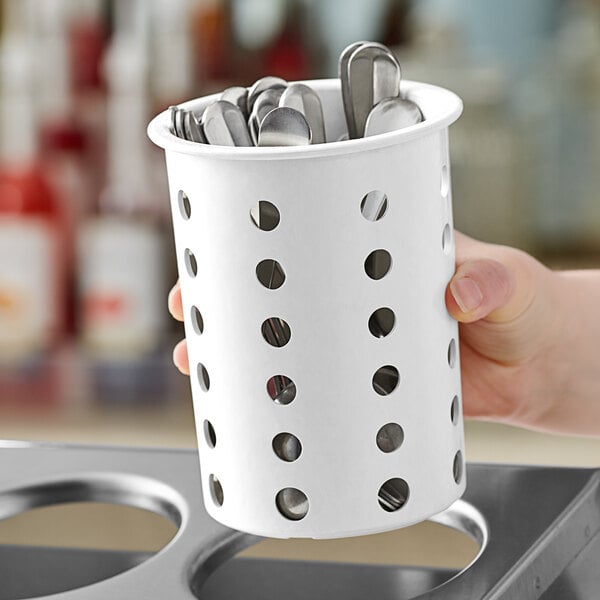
[{"left": 1, "top": 0, "right": 600, "bottom": 462}]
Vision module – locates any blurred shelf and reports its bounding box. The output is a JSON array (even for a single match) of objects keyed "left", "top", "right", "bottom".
[
  {"left": 0, "top": 392, "right": 197, "bottom": 449},
  {"left": 1, "top": 399, "right": 599, "bottom": 468},
  {"left": 465, "top": 421, "right": 600, "bottom": 467}
]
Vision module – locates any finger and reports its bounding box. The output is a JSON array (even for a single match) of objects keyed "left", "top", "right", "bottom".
[
  {"left": 447, "top": 232, "right": 541, "bottom": 324},
  {"left": 446, "top": 258, "right": 513, "bottom": 323},
  {"left": 173, "top": 339, "right": 190, "bottom": 375},
  {"left": 168, "top": 280, "right": 184, "bottom": 321}
]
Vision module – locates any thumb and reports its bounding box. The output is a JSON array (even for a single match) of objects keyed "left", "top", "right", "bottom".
[
  {"left": 445, "top": 234, "right": 539, "bottom": 324},
  {"left": 446, "top": 258, "right": 513, "bottom": 323}
]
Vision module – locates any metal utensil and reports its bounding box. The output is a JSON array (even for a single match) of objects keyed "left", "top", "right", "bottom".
[
  {"left": 183, "top": 110, "right": 208, "bottom": 143},
  {"left": 279, "top": 83, "right": 326, "bottom": 144},
  {"left": 171, "top": 106, "right": 187, "bottom": 140},
  {"left": 364, "top": 96, "right": 423, "bottom": 137},
  {"left": 169, "top": 41, "right": 422, "bottom": 147},
  {"left": 201, "top": 100, "right": 253, "bottom": 147},
  {"left": 177, "top": 109, "right": 188, "bottom": 140},
  {"left": 247, "top": 76, "right": 287, "bottom": 114},
  {"left": 346, "top": 42, "right": 401, "bottom": 138},
  {"left": 257, "top": 107, "right": 312, "bottom": 147},
  {"left": 249, "top": 88, "right": 285, "bottom": 146},
  {"left": 170, "top": 106, "right": 194, "bottom": 141},
  {"left": 338, "top": 40, "right": 368, "bottom": 140},
  {"left": 220, "top": 86, "right": 250, "bottom": 119},
  {"left": 169, "top": 105, "right": 178, "bottom": 136},
  {"left": 182, "top": 110, "right": 194, "bottom": 141}
]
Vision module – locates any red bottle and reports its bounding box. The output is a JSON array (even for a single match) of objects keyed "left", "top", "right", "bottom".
[
  {"left": 0, "top": 33, "right": 67, "bottom": 406},
  {"left": 263, "top": 2, "right": 310, "bottom": 81},
  {"left": 0, "top": 167, "right": 66, "bottom": 355}
]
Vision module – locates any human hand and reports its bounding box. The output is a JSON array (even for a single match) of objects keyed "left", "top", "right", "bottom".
[
  {"left": 168, "top": 280, "right": 190, "bottom": 375},
  {"left": 446, "top": 231, "right": 572, "bottom": 433}
]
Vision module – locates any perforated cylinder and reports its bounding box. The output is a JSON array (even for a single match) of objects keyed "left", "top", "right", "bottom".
[{"left": 148, "top": 79, "right": 465, "bottom": 539}]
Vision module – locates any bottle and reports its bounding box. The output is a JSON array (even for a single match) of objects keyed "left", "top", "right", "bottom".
[
  {"left": 262, "top": 0, "right": 310, "bottom": 81},
  {"left": 68, "top": 0, "right": 109, "bottom": 214},
  {"left": 0, "top": 23, "right": 67, "bottom": 406},
  {"left": 78, "top": 7, "right": 169, "bottom": 404},
  {"left": 68, "top": 0, "right": 107, "bottom": 95},
  {"left": 34, "top": 0, "right": 90, "bottom": 335},
  {"left": 191, "top": 0, "right": 232, "bottom": 86},
  {"left": 150, "top": 0, "right": 193, "bottom": 109}
]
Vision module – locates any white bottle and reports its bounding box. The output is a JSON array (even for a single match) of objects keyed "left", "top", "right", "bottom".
[
  {"left": 150, "top": 0, "right": 193, "bottom": 105},
  {"left": 78, "top": 12, "right": 167, "bottom": 360}
]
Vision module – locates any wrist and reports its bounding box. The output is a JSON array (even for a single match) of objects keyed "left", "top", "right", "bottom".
[{"left": 524, "top": 269, "right": 600, "bottom": 436}]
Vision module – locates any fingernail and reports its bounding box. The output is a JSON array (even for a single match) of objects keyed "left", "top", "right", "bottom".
[
  {"left": 451, "top": 277, "right": 483, "bottom": 313},
  {"left": 167, "top": 285, "right": 178, "bottom": 308}
]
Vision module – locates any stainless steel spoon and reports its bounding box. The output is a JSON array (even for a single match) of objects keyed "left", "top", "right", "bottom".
[
  {"left": 249, "top": 88, "right": 285, "bottom": 145},
  {"left": 201, "top": 100, "right": 253, "bottom": 147},
  {"left": 338, "top": 40, "right": 368, "bottom": 140},
  {"left": 257, "top": 107, "right": 312, "bottom": 147},
  {"left": 169, "top": 105, "right": 178, "bottom": 135},
  {"left": 220, "top": 86, "right": 249, "bottom": 119},
  {"left": 279, "top": 83, "right": 326, "bottom": 144},
  {"left": 183, "top": 110, "right": 208, "bottom": 143},
  {"left": 247, "top": 76, "right": 287, "bottom": 114},
  {"left": 346, "top": 42, "right": 401, "bottom": 138},
  {"left": 172, "top": 106, "right": 187, "bottom": 139},
  {"left": 364, "top": 96, "right": 423, "bottom": 137}
]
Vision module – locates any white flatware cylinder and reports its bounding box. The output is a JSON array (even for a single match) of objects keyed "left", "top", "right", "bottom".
[{"left": 148, "top": 79, "right": 465, "bottom": 539}]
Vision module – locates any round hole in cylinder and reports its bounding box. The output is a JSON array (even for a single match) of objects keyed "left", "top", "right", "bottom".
[
  {"left": 197, "top": 363, "right": 210, "bottom": 392},
  {"left": 378, "top": 478, "right": 409, "bottom": 512},
  {"left": 448, "top": 339, "right": 457, "bottom": 369},
  {"left": 372, "top": 365, "right": 399, "bottom": 396},
  {"left": 368, "top": 307, "right": 395, "bottom": 338},
  {"left": 178, "top": 190, "right": 191, "bottom": 220},
  {"left": 184, "top": 248, "right": 198, "bottom": 278},
  {"left": 360, "top": 190, "right": 388, "bottom": 221},
  {"left": 256, "top": 259, "right": 286, "bottom": 289},
  {"left": 261, "top": 318, "right": 291, "bottom": 347},
  {"left": 209, "top": 475, "right": 224, "bottom": 506},
  {"left": 453, "top": 451, "right": 464, "bottom": 484},
  {"left": 204, "top": 420, "right": 216, "bottom": 448},
  {"left": 267, "top": 376, "right": 296, "bottom": 405},
  {"left": 376, "top": 423, "right": 404, "bottom": 453},
  {"left": 191, "top": 306, "right": 204, "bottom": 334},
  {"left": 451, "top": 395, "right": 460, "bottom": 425},
  {"left": 442, "top": 224, "right": 452, "bottom": 254},
  {"left": 276, "top": 488, "right": 309, "bottom": 521},
  {"left": 441, "top": 165, "right": 450, "bottom": 197},
  {"left": 364, "top": 249, "right": 392, "bottom": 280},
  {"left": 272, "top": 433, "right": 302, "bottom": 462},
  {"left": 250, "top": 200, "right": 280, "bottom": 231}
]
